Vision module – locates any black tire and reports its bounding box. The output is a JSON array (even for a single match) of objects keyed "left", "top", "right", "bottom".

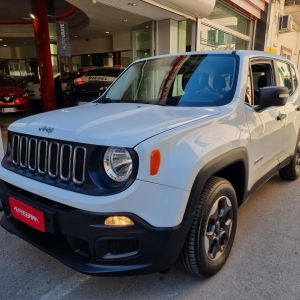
[
  {"left": 179, "top": 176, "right": 238, "bottom": 277},
  {"left": 279, "top": 133, "right": 300, "bottom": 181}
]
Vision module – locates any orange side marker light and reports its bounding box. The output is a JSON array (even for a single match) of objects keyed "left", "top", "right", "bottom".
[{"left": 150, "top": 150, "right": 161, "bottom": 176}]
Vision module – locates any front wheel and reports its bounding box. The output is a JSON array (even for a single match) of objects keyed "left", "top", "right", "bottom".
[{"left": 179, "top": 176, "right": 238, "bottom": 277}]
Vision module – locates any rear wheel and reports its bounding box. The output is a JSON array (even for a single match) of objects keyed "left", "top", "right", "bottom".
[
  {"left": 279, "top": 133, "right": 300, "bottom": 181},
  {"left": 179, "top": 176, "right": 238, "bottom": 277}
]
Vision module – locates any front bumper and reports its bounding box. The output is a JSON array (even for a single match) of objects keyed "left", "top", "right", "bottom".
[
  {"left": 0, "top": 180, "right": 193, "bottom": 276},
  {"left": 0, "top": 97, "right": 31, "bottom": 113}
]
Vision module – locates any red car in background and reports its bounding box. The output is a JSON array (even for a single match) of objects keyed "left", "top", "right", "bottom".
[{"left": 0, "top": 75, "right": 31, "bottom": 113}]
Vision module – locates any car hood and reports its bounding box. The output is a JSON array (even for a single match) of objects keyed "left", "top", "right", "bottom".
[
  {"left": 0, "top": 86, "right": 24, "bottom": 95},
  {"left": 8, "top": 103, "right": 220, "bottom": 147}
]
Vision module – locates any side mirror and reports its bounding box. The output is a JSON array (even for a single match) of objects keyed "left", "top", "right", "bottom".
[{"left": 254, "top": 86, "right": 289, "bottom": 112}]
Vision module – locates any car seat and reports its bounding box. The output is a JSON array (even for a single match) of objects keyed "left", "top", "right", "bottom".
[{"left": 212, "top": 75, "right": 227, "bottom": 94}]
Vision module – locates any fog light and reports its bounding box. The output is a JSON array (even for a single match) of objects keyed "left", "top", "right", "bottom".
[{"left": 105, "top": 216, "right": 134, "bottom": 226}]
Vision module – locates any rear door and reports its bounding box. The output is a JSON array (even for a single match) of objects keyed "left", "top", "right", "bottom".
[{"left": 274, "top": 60, "right": 300, "bottom": 165}]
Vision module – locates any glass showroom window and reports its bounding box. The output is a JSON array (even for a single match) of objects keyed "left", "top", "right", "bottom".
[
  {"left": 207, "top": 1, "right": 252, "bottom": 36},
  {"left": 200, "top": 24, "right": 249, "bottom": 51}
]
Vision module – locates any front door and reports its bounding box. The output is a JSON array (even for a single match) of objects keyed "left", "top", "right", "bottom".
[{"left": 245, "top": 59, "right": 285, "bottom": 189}]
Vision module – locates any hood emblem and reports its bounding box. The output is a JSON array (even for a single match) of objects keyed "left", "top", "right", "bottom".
[
  {"left": 39, "top": 126, "right": 55, "bottom": 134},
  {"left": 4, "top": 95, "right": 11, "bottom": 102}
]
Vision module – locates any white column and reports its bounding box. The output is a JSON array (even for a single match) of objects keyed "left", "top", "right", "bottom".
[
  {"left": 157, "top": 19, "right": 179, "bottom": 55},
  {"left": 191, "top": 19, "right": 201, "bottom": 51}
]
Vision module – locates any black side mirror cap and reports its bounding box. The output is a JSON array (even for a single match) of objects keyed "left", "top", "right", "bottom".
[{"left": 254, "top": 86, "right": 289, "bottom": 112}]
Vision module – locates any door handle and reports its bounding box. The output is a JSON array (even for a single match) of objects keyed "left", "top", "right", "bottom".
[{"left": 277, "top": 114, "right": 287, "bottom": 121}]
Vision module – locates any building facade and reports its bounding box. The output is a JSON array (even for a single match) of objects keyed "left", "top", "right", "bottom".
[{"left": 0, "top": 0, "right": 270, "bottom": 76}]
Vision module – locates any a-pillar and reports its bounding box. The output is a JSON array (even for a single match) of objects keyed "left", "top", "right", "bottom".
[{"left": 31, "top": 0, "right": 56, "bottom": 111}]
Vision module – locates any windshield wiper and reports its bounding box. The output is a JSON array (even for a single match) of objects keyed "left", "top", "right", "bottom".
[{"left": 101, "top": 97, "right": 115, "bottom": 103}]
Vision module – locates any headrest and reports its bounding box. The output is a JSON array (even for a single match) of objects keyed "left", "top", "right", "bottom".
[{"left": 258, "top": 75, "right": 267, "bottom": 88}]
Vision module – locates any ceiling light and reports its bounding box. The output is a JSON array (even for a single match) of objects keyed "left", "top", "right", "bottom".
[
  {"left": 92, "top": 0, "right": 97, "bottom": 3},
  {"left": 127, "top": 3, "right": 137, "bottom": 6},
  {"left": 0, "top": 39, "right": 3, "bottom": 41},
  {"left": 3, "top": 45, "right": 7, "bottom": 47},
  {"left": 74, "top": 35, "right": 78, "bottom": 37},
  {"left": 105, "top": 31, "right": 110, "bottom": 34},
  {"left": 29, "top": 13, "right": 38, "bottom": 20},
  {"left": 123, "top": 19, "right": 128, "bottom": 22}
]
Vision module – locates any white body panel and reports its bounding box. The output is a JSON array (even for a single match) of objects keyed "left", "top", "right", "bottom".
[{"left": 0, "top": 167, "right": 189, "bottom": 227}]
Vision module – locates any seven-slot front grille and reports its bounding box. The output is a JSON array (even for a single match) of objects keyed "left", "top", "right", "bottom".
[{"left": 11, "top": 134, "right": 86, "bottom": 185}]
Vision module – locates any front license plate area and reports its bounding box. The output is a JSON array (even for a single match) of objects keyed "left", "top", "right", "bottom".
[
  {"left": 2, "top": 107, "right": 16, "bottom": 113},
  {"left": 9, "top": 197, "right": 45, "bottom": 232}
]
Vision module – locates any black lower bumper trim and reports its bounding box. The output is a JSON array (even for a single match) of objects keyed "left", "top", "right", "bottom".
[{"left": 0, "top": 180, "right": 193, "bottom": 276}]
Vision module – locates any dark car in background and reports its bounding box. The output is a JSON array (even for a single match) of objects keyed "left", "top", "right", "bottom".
[
  {"left": 0, "top": 75, "right": 31, "bottom": 113},
  {"left": 62, "top": 67, "right": 123, "bottom": 107},
  {"left": 61, "top": 72, "right": 80, "bottom": 90}
]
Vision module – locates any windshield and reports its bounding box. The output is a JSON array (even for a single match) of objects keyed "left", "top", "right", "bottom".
[
  {"left": 0, "top": 76, "right": 17, "bottom": 87},
  {"left": 97, "top": 54, "right": 239, "bottom": 107}
]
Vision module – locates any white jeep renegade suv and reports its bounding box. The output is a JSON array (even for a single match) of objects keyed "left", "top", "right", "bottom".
[{"left": 1, "top": 50, "right": 299, "bottom": 277}]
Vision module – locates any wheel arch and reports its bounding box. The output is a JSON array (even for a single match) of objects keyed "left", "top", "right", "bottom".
[{"left": 184, "top": 147, "right": 248, "bottom": 219}]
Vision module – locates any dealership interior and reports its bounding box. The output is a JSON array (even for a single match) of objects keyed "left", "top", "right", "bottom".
[{"left": 0, "top": 0, "right": 268, "bottom": 113}]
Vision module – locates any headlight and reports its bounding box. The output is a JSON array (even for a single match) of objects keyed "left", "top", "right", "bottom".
[
  {"left": 23, "top": 92, "right": 28, "bottom": 97},
  {"left": 103, "top": 147, "right": 133, "bottom": 182}
]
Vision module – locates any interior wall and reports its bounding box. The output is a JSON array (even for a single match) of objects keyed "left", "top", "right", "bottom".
[
  {"left": 113, "top": 32, "right": 131, "bottom": 51},
  {"left": 0, "top": 47, "right": 16, "bottom": 59},
  {"left": 17, "top": 46, "right": 37, "bottom": 59},
  {"left": 70, "top": 36, "right": 113, "bottom": 55}
]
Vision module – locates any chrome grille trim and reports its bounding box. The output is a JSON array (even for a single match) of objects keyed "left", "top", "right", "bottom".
[
  {"left": 19, "top": 136, "right": 28, "bottom": 168},
  {"left": 12, "top": 134, "right": 20, "bottom": 165},
  {"left": 11, "top": 134, "right": 86, "bottom": 185},
  {"left": 28, "top": 138, "right": 38, "bottom": 171},
  {"left": 60, "top": 144, "right": 72, "bottom": 182},
  {"left": 48, "top": 142, "right": 59, "bottom": 178},
  {"left": 37, "top": 140, "right": 48, "bottom": 175},
  {"left": 73, "top": 146, "right": 87, "bottom": 185}
]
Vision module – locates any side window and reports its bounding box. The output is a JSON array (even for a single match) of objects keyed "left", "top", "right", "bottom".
[
  {"left": 291, "top": 65, "right": 298, "bottom": 91},
  {"left": 248, "top": 63, "right": 273, "bottom": 106},
  {"left": 276, "top": 61, "right": 293, "bottom": 95}
]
